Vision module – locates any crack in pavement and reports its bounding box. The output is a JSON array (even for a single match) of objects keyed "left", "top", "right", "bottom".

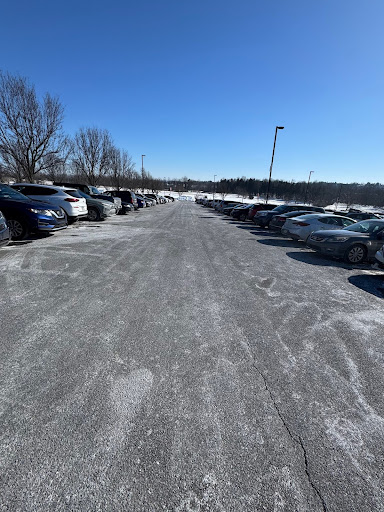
[{"left": 251, "top": 361, "right": 328, "bottom": 512}]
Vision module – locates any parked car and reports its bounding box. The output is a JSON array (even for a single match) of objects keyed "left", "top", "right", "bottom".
[
  {"left": 340, "top": 212, "right": 383, "bottom": 221},
  {"left": 53, "top": 182, "right": 122, "bottom": 213},
  {"left": 0, "top": 184, "right": 67, "bottom": 240},
  {"left": 375, "top": 244, "right": 384, "bottom": 268},
  {"left": 11, "top": 183, "right": 88, "bottom": 223},
  {"left": 66, "top": 189, "right": 116, "bottom": 221},
  {"left": 269, "top": 210, "right": 319, "bottom": 232},
  {"left": 248, "top": 203, "right": 278, "bottom": 221},
  {"left": 231, "top": 204, "right": 254, "bottom": 221},
  {"left": 282, "top": 214, "right": 356, "bottom": 241},
  {"left": 144, "top": 193, "right": 160, "bottom": 204},
  {"left": 0, "top": 210, "right": 10, "bottom": 247},
  {"left": 107, "top": 190, "right": 139, "bottom": 210},
  {"left": 221, "top": 203, "right": 243, "bottom": 215},
  {"left": 307, "top": 219, "right": 384, "bottom": 264},
  {"left": 253, "top": 204, "right": 325, "bottom": 228}
]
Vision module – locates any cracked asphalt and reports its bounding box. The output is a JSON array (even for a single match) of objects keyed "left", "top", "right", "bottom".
[{"left": 1, "top": 200, "right": 384, "bottom": 511}]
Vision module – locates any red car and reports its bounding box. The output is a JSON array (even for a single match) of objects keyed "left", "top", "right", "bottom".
[{"left": 248, "top": 203, "right": 278, "bottom": 221}]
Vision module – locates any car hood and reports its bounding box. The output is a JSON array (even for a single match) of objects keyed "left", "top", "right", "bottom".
[
  {"left": 310, "top": 229, "right": 369, "bottom": 238},
  {"left": 0, "top": 197, "right": 61, "bottom": 211}
]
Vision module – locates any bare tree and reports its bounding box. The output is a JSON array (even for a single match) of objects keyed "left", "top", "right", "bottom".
[
  {"left": 72, "top": 127, "right": 114, "bottom": 185},
  {"left": 0, "top": 71, "right": 66, "bottom": 182},
  {"left": 109, "top": 148, "right": 136, "bottom": 190}
]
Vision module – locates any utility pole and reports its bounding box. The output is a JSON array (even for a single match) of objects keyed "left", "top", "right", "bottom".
[
  {"left": 141, "top": 154, "right": 146, "bottom": 193},
  {"left": 266, "top": 126, "right": 284, "bottom": 203}
]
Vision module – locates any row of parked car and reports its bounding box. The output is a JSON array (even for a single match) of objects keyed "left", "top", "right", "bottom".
[
  {"left": 197, "top": 198, "right": 384, "bottom": 267},
  {"left": 0, "top": 182, "right": 174, "bottom": 245}
]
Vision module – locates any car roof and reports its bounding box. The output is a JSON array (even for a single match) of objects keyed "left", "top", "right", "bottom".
[{"left": 13, "top": 183, "right": 77, "bottom": 192}]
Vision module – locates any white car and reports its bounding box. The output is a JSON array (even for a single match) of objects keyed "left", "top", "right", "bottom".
[
  {"left": 375, "top": 244, "right": 384, "bottom": 268},
  {"left": 11, "top": 183, "right": 88, "bottom": 223},
  {"left": 282, "top": 214, "right": 356, "bottom": 241}
]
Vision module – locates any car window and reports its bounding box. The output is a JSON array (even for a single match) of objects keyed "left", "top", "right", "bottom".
[
  {"left": 0, "top": 184, "right": 29, "bottom": 200},
  {"left": 325, "top": 217, "right": 340, "bottom": 225},
  {"left": 344, "top": 220, "right": 384, "bottom": 233},
  {"left": 65, "top": 189, "right": 83, "bottom": 198},
  {"left": 341, "top": 218, "right": 355, "bottom": 227}
]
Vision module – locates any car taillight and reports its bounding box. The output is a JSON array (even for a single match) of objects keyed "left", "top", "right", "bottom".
[
  {"left": 65, "top": 198, "right": 79, "bottom": 202},
  {"left": 294, "top": 221, "right": 309, "bottom": 226}
]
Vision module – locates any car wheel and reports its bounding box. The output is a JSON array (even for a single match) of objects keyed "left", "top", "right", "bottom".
[
  {"left": 87, "top": 207, "right": 101, "bottom": 221},
  {"left": 239, "top": 213, "right": 246, "bottom": 221},
  {"left": 8, "top": 218, "right": 29, "bottom": 240},
  {"left": 344, "top": 244, "right": 367, "bottom": 264}
]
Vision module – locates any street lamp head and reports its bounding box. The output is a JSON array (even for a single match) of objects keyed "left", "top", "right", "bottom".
[{"left": 277, "top": 126, "right": 284, "bottom": 130}]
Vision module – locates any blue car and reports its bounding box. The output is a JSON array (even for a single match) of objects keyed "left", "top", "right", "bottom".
[
  {"left": 0, "top": 184, "right": 67, "bottom": 240},
  {"left": 0, "top": 210, "right": 10, "bottom": 247}
]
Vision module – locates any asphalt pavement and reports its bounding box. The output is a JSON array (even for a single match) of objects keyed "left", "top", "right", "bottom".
[{"left": 1, "top": 200, "right": 384, "bottom": 511}]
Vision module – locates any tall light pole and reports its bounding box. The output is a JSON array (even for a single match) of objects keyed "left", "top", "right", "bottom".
[
  {"left": 141, "top": 154, "right": 146, "bottom": 192},
  {"left": 304, "top": 171, "right": 314, "bottom": 204},
  {"left": 213, "top": 174, "right": 217, "bottom": 202},
  {"left": 266, "top": 126, "right": 284, "bottom": 204}
]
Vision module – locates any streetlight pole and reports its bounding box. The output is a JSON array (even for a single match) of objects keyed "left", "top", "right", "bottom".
[
  {"left": 304, "top": 171, "right": 314, "bottom": 204},
  {"left": 141, "top": 154, "right": 146, "bottom": 193},
  {"left": 213, "top": 174, "right": 217, "bottom": 203},
  {"left": 266, "top": 126, "right": 284, "bottom": 204}
]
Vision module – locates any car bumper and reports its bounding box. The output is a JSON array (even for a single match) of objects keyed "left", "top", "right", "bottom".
[
  {"left": 0, "top": 227, "right": 10, "bottom": 247},
  {"left": 306, "top": 241, "right": 345, "bottom": 257}
]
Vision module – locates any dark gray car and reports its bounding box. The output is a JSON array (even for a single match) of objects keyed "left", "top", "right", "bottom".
[{"left": 307, "top": 219, "right": 384, "bottom": 263}]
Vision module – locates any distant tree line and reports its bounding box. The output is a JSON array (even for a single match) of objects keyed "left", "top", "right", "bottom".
[{"left": 0, "top": 70, "right": 383, "bottom": 206}]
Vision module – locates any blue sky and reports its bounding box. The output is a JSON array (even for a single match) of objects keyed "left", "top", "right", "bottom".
[{"left": 1, "top": 0, "right": 383, "bottom": 183}]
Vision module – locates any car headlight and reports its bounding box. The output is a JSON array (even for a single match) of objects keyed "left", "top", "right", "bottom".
[
  {"left": 328, "top": 237, "right": 349, "bottom": 242},
  {"left": 29, "top": 208, "right": 53, "bottom": 216}
]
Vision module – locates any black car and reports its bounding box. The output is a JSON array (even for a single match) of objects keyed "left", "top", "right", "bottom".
[
  {"left": 254, "top": 204, "right": 325, "bottom": 228},
  {"left": 0, "top": 184, "right": 67, "bottom": 240},
  {"left": 307, "top": 219, "right": 384, "bottom": 264},
  {"left": 231, "top": 204, "right": 254, "bottom": 221},
  {"left": 107, "top": 190, "right": 139, "bottom": 210}
]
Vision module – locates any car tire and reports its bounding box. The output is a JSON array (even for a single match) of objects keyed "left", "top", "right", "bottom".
[
  {"left": 68, "top": 215, "right": 78, "bottom": 224},
  {"left": 8, "top": 218, "right": 29, "bottom": 240},
  {"left": 239, "top": 213, "right": 246, "bottom": 221},
  {"left": 344, "top": 244, "right": 367, "bottom": 264},
  {"left": 87, "top": 207, "right": 101, "bottom": 221}
]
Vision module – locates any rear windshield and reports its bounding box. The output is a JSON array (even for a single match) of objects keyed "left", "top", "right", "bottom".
[{"left": 65, "top": 189, "right": 83, "bottom": 198}]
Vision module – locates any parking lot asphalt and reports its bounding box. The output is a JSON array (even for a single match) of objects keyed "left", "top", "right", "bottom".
[{"left": 1, "top": 200, "right": 384, "bottom": 511}]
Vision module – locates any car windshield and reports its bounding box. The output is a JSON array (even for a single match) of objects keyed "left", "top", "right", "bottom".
[
  {"left": 343, "top": 220, "right": 384, "bottom": 233},
  {"left": 0, "top": 184, "right": 29, "bottom": 200},
  {"left": 271, "top": 205, "right": 287, "bottom": 212},
  {"left": 89, "top": 186, "right": 100, "bottom": 194},
  {"left": 76, "top": 189, "right": 91, "bottom": 199}
]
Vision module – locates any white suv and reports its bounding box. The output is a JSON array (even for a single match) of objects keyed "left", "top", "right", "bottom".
[{"left": 11, "top": 184, "right": 88, "bottom": 223}]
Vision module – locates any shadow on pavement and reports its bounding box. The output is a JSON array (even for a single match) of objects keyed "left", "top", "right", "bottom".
[
  {"left": 348, "top": 274, "right": 384, "bottom": 298},
  {"left": 8, "top": 240, "right": 34, "bottom": 246},
  {"left": 257, "top": 238, "right": 303, "bottom": 249},
  {"left": 286, "top": 251, "right": 372, "bottom": 270}
]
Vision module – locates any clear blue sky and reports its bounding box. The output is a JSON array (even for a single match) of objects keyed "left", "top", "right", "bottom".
[{"left": 1, "top": 0, "right": 383, "bottom": 183}]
